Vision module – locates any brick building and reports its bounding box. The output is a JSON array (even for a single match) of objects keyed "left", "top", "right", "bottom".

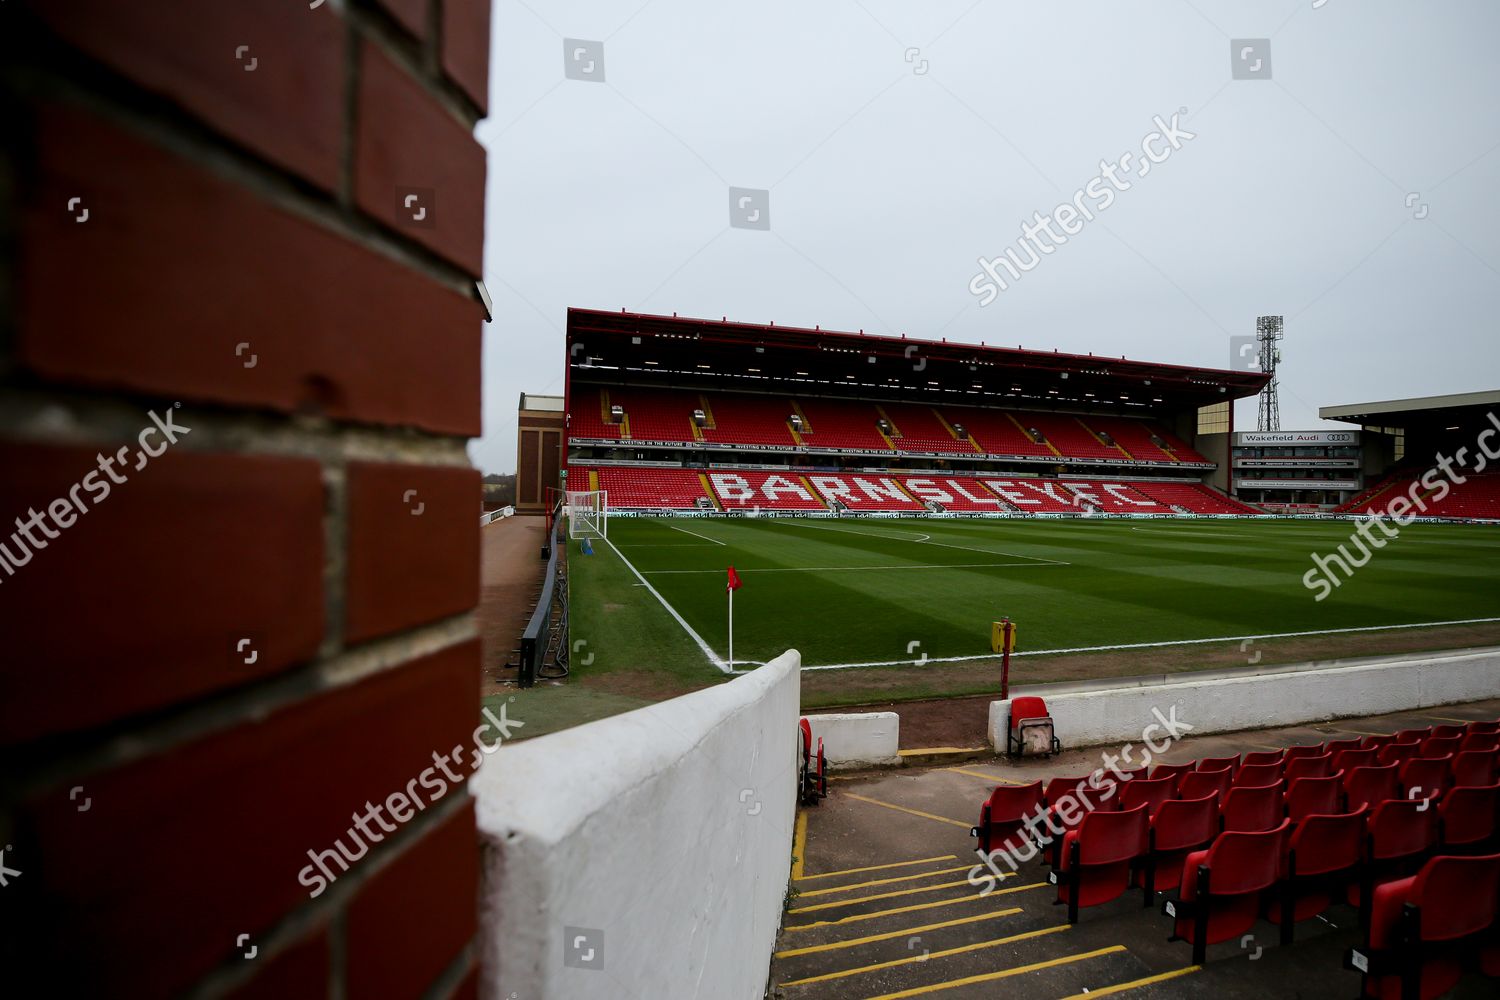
[{"left": 1, "top": 1, "right": 492, "bottom": 996}]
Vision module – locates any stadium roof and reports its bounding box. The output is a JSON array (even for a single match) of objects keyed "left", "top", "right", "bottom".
[
  {"left": 566, "top": 309, "right": 1269, "bottom": 413},
  {"left": 1321, "top": 390, "right": 1500, "bottom": 424}
]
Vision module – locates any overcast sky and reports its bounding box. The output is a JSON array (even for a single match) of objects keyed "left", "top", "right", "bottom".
[{"left": 473, "top": 0, "right": 1500, "bottom": 474}]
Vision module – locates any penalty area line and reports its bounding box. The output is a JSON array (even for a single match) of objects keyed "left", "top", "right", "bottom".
[
  {"left": 599, "top": 534, "right": 731, "bottom": 674},
  {"left": 643, "top": 561, "right": 1062, "bottom": 575},
  {"left": 797, "top": 616, "right": 1500, "bottom": 672}
]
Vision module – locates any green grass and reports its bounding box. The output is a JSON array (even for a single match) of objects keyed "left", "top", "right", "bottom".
[{"left": 567, "top": 516, "right": 1500, "bottom": 702}]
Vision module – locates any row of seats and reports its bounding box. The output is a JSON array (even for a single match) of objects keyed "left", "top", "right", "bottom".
[
  {"left": 570, "top": 385, "right": 1210, "bottom": 463},
  {"left": 570, "top": 465, "right": 1259, "bottom": 515},
  {"left": 972, "top": 719, "right": 1500, "bottom": 997},
  {"left": 1337, "top": 470, "right": 1500, "bottom": 521}
]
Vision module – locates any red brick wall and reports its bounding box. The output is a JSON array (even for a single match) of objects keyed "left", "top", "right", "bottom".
[{"left": 1, "top": 2, "right": 491, "bottom": 996}]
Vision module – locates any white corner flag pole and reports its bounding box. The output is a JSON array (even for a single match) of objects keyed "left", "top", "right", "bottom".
[{"left": 728, "top": 586, "right": 734, "bottom": 670}]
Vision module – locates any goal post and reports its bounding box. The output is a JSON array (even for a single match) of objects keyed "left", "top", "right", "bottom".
[{"left": 567, "top": 489, "right": 608, "bottom": 540}]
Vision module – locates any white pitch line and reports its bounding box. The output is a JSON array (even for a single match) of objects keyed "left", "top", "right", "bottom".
[
  {"left": 599, "top": 535, "right": 731, "bottom": 673},
  {"left": 797, "top": 616, "right": 1500, "bottom": 671},
  {"left": 643, "top": 561, "right": 1063, "bottom": 575},
  {"left": 667, "top": 524, "right": 726, "bottom": 546},
  {"left": 768, "top": 518, "right": 1069, "bottom": 565}
]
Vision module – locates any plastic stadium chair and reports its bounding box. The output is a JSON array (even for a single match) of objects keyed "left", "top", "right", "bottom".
[
  {"left": 1178, "top": 768, "right": 1232, "bottom": 801},
  {"left": 1141, "top": 793, "right": 1219, "bottom": 905},
  {"left": 1222, "top": 783, "right": 1285, "bottom": 833},
  {"left": 1274, "top": 809, "right": 1366, "bottom": 945},
  {"left": 1400, "top": 755, "right": 1452, "bottom": 802},
  {"left": 1430, "top": 724, "right": 1465, "bottom": 740},
  {"left": 1378, "top": 742, "right": 1422, "bottom": 768},
  {"left": 1363, "top": 733, "right": 1400, "bottom": 751},
  {"left": 1196, "top": 754, "right": 1240, "bottom": 773},
  {"left": 1395, "top": 728, "right": 1433, "bottom": 744},
  {"left": 1054, "top": 803, "right": 1149, "bottom": 924},
  {"left": 1451, "top": 750, "right": 1499, "bottom": 788},
  {"left": 1333, "top": 747, "right": 1380, "bottom": 773},
  {"left": 1119, "top": 776, "right": 1176, "bottom": 818},
  {"left": 1466, "top": 721, "right": 1500, "bottom": 735},
  {"left": 1242, "top": 750, "right": 1285, "bottom": 767},
  {"left": 1045, "top": 774, "right": 1091, "bottom": 805},
  {"left": 1166, "top": 821, "right": 1291, "bottom": 965},
  {"left": 1234, "top": 761, "right": 1285, "bottom": 788},
  {"left": 1285, "top": 775, "right": 1344, "bottom": 823},
  {"left": 1042, "top": 775, "right": 1117, "bottom": 867},
  {"left": 796, "top": 719, "right": 827, "bottom": 806},
  {"left": 1008, "top": 696, "right": 1061, "bottom": 758},
  {"left": 971, "top": 781, "right": 1044, "bottom": 856},
  {"left": 1344, "top": 764, "right": 1402, "bottom": 812},
  {"left": 1150, "top": 761, "right": 1195, "bottom": 790},
  {"left": 1285, "top": 753, "right": 1335, "bottom": 783},
  {"left": 1354, "top": 799, "right": 1441, "bottom": 929},
  {"left": 1438, "top": 784, "right": 1500, "bottom": 854},
  {"left": 1326, "top": 738, "right": 1365, "bottom": 756},
  {"left": 1285, "top": 743, "right": 1327, "bottom": 761},
  {"left": 1459, "top": 731, "right": 1499, "bottom": 753},
  {"left": 1347, "top": 852, "right": 1500, "bottom": 1000},
  {"left": 1419, "top": 736, "right": 1463, "bottom": 760}
]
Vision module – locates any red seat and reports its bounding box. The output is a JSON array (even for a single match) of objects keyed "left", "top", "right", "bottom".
[
  {"left": 1055, "top": 803, "right": 1149, "bottom": 923},
  {"left": 1351, "top": 852, "right": 1500, "bottom": 1000},
  {"left": 1452, "top": 750, "right": 1498, "bottom": 788},
  {"left": 1334, "top": 748, "right": 1380, "bottom": 773},
  {"left": 1327, "top": 738, "right": 1365, "bottom": 756},
  {"left": 1286, "top": 775, "right": 1344, "bottom": 823},
  {"left": 1043, "top": 774, "right": 1115, "bottom": 866},
  {"left": 1354, "top": 799, "right": 1441, "bottom": 928},
  {"left": 1438, "top": 783, "right": 1500, "bottom": 853},
  {"left": 1197, "top": 754, "right": 1239, "bottom": 773},
  {"left": 1234, "top": 761, "right": 1285, "bottom": 788},
  {"left": 972, "top": 781, "right": 1044, "bottom": 856},
  {"left": 1222, "top": 783, "right": 1284, "bottom": 833},
  {"left": 1141, "top": 793, "right": 1219, "bottom": 902},
  {"left": 1419, "top": 736, "right": 1462, "bottom": 760},
  {"left": 1008, "top": 696, "right": 1060, "bottom": 757},
  {"left": 1119, "top": 776, "right": 1176, "bottom": 818},
  {"left": 1430, "top": 724, "right": 1465, "bottom": 740},
  {"left": 1378, "top": 742, "right": 1422, "bottom": 768},
  {"left": 1400, "top": 756, "right": 1451, "bottom": 802},
  {"left": 1345, "top": 764, "right": 1402, "bottom": 812},
  {"left": 1168, "top": 821, "right": 1290, "bottom": 965},
  {"left": 1285, "top": 743, "right": 1327, "bottom": 761},
  {"left": 1285, "top": 753, "right": 1335, "bottom": 783},
  {"left": 1395, "top": 728, "right": 1432, "bottom": 744},
  {"left": 1242, "top": 750, "right": 1285, "bottom": 767},
  {"left": 1274, "top": 809, "right": 1366, "bottom": 944},
  {"left": 1459, "top": 732, "right": 1499, "bottom": 753},
  {"left": 1363, "top": 733, "right": 1399, "bottom": 751},
  {"left": 1178, "top": 768, "right": 1232, "bottom": 801},
  {"left": 1466, "top": 721, "right": 1500, "bottom": 735},
  {"left": 1150, "top": 761, "right": 1195, "bottom": 789}
]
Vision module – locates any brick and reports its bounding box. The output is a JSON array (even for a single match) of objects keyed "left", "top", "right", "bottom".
[
  {"left": 345, "top": 463, "right": 481, "bottom": 643},
  {"left": 378, "top": 0, "right": 429, "bottom": 38},
  {"left": 443, "top": 0, "right": 491, "bottom": 111},
  {"left": 227, "top": 924, "right": 331, "bottom": 1000},
  {"left": 16, "top": 640, "right": 479, "bottom": 997},
  {"left": 355, "top": 45, "right": 486, "bottom": 275},
  {"left": 18, "top": 102, "right": 482, "bottom": 436},
  {"left": 347, "top": 802, "right": 477, "bottom": 1000},
  {"left": 0, "top": 441, "right": 324, "bottom": 745},
  {"left": 28, "top": 0, "right": 344, "bottom": 191}
]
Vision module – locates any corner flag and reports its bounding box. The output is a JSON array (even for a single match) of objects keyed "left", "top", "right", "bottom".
[{"left": 726, "top": 566, "right": 742, "bottom": 670}]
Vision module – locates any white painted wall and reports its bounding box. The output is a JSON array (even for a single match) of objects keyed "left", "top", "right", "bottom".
[
  {"left": 990, "top": 648, "right": 1500, "bottom": 751},
  {"left": 804, "top": 712, "right": 901, "bottom": 769},
  {"left": 472, "top": 649, "right": 801, "bottom": 1000}
]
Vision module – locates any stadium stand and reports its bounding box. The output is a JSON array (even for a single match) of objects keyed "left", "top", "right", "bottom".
[
  {"left": 575, "top": 466, "right": 1258, "bottom": 516},
  {"left": 964, "top": 719, "right": 1500, "bottom": 988},
  {"left": 696, "top": 393, "right": 797, "bottom": 447},
  {"left": 944, "top": 407, "right": 1059, "bottom": 459},
  {"left": 789, "top": 397, "right": 890, "bottom": 452},
  {"left": 878, "top": 402, "right": 981, "bottom": 454}
]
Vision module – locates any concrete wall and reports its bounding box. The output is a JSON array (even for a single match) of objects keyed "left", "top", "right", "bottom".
[
  {"left": 473, "top": 650, "right": 802, "bottom": 1000},
  {"left": 805, "top": 712, "right": 901, "bottom": 769},
  {"left": 990, "top": 648, "right": 1500, "bottom": 750}
]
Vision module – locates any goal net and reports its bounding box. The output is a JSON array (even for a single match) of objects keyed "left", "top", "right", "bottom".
[{"left": 567, "top": 490, "right": 608, "bottom": 540}]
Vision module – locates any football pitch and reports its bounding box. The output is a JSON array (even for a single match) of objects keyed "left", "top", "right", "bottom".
[{"left": 567, "top": 516, "right": 1500, "bottom": 707}]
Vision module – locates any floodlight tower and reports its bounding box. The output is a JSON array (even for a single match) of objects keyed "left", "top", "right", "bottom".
[{"left": 1256, "top": 315, "right": 1284, "bottom": 432}]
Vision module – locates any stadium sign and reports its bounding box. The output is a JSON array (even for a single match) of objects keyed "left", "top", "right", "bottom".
[{"left": 1235, "top": 430, "right": 1359, "bottom": 445}]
